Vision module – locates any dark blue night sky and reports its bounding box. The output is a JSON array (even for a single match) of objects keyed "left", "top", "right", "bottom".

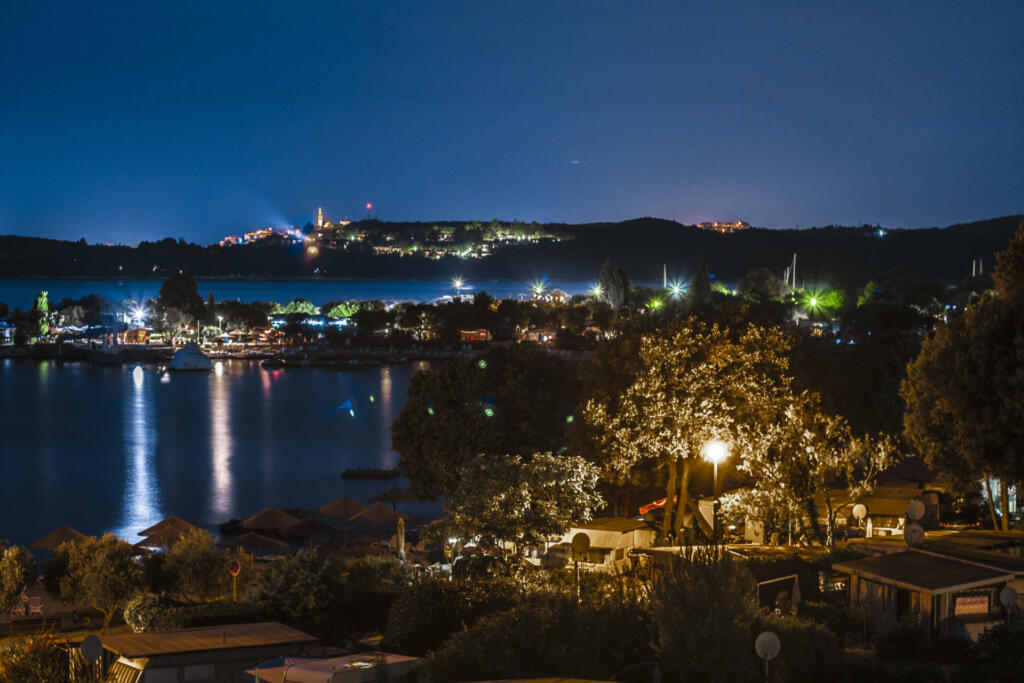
[{"left": 2, "top": 1, "right": 1022, "bottom": 244}]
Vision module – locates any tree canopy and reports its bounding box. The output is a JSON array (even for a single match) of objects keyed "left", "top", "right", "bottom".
[
  {"left": 902, "top": 223, "right": 1024, "bottom": 528},
  {"left": 54, "top": 534, "right": 144, "bottom": 631},
  {"left": 157, "top": 274, "right": 205, "bottom": 320},
  {"left": 585, "top": 319, "right": 792, "bottom": 539},
  {"left": 393, "top": 345, "right": 579, "bottom": 500},
  {"left": 443, "top": 452, "right": 603, "bottom": 550}
]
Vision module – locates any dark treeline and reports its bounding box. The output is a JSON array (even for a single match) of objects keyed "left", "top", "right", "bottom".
[{"left": 1, "top": 215, "right": 1019, "bottom": 281}]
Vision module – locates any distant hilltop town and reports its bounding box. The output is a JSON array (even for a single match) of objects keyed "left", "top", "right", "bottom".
[
  {"left": 219, "top": 207, "right": 561, "bottom": 261},
  {"left": 697, "top": 220, "right": 750, "bottom": 234}
]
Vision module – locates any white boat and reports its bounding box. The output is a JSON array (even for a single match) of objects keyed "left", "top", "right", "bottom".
[{"left": 167, "top": 342, "right": 213, "bottom": 372}]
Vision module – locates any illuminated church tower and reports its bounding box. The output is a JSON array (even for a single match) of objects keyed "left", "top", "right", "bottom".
[{"left": 316, "top": 207, "right": 325, "bottom": 229}]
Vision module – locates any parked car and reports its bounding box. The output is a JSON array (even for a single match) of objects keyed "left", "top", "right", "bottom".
[{"left": 941, "top": 501, "right": 993, "bottom": 529}]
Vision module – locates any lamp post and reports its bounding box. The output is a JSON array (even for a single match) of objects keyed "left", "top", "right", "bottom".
[{"left": 702, "top": 439, "right": 729, "bottom": 545}]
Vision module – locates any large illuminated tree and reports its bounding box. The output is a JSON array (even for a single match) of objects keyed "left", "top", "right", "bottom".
[
  {"left": 733, "top": 394, "right": 895, "bottom": 545},
  {"left": 585, "top": 319, "right": 792, "bottom": 539},
  {"left": 443, "top": 452, "right": 603, "bottom": 552}
]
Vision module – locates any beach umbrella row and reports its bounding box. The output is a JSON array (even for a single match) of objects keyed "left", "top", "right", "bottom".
[{"left": 27, "top": 486, "right": 419, "bottom": 552}]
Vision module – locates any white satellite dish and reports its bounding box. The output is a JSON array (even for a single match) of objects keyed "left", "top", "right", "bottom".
[
  {"left": 906, "top": 500, "right": 926, "bottom": 521},
  {"left": 999, "top": 586, "right": 1018, "bottom": 609},
  {"left": 904, "top": 523, "right": 925, "bottom": 547},
  {"left": 852, "top": 504, "right": 867, "bottom": 520},
  {"left": 754, "top": 630, "right": 780, "bottom": 660},
  {"left": 80, "top": 634, "right": 102, "bottom": 662}
]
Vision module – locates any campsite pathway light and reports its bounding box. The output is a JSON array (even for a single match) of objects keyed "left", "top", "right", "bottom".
[{"left": 702, "top": 439, "right": 729, "bottom": 544}]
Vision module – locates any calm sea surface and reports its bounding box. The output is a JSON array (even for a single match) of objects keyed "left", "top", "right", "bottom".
[
  {"left": 0, "top": 359, "right": 439, "bottom": 546},
  {"left": 0, "top": 278, "right": 660, "bottom": 309}
]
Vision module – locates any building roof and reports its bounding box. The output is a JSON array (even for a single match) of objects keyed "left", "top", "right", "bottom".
[
  {"left": 100, "top": 622, "right": 316, "bottom": 658},
  {"left": 833, "top": 550, "right": 1013, "bottom": 595},
  {"left": 574, "top": 517, "right": 649, "bottom": 533},
  {"left": 247, "top": 652, "right": 421, "bottom": 683}
]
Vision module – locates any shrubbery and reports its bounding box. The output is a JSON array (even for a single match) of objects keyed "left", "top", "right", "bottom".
[
  {"left": 754, "top": 613, "right": 841, "bottom": 683},
  {"left": 423, "top": 572, "right": 652, "bottom": 682},
  {"left": 0, "top": 634, "right": 66, "bottom": 682},
  {"left": 124, "top": 595, "right": 185, "bottom": 632},
  {"left": 382, "top": 574, "right": 521, "bottom": 656}
]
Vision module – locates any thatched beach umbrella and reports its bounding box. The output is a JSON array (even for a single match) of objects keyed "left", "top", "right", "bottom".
[
  {"left": 134, "top": 525, "right": 188, "bottom": 550},
  {"left": 366, "top": 486, "right": 418, "bottom": 510},
  {"left": 350, "top": 502, "right": 407, "bottom": 540},
  {"left": 318, "top": 496, "right": 366, "bottom": 546},
  {"left": 284, "top": 519, "right": 342, "bottom": 551},
  {"left": 318, "top": 496, "right": 366, "bottom": 518},
  {"left": 139, "top": 514, "right": 200, "bottom": 537},
  {"left": 242, "top": 506, "right": 301, "bottom": 532},
  {"left": 217, "top": 532, "right": 288, "bottom": 552},
  {"left": 31, "top": 525, "right": 87, "bottom": 551},
  {"left": 218, "top": 531, "right": 289, "bottom": 570}
]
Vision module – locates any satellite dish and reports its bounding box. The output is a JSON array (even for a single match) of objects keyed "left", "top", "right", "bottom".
[
  {"left": 1000, "top": 586, "right": 1018, "bottom": 609},
  {"left": 571, "top": 533, "right": 591, "bottom": 560},
  {"left": 80, "top": 634, "right": 102, "bottom": 662},
  {"left": 754, "top": 631, "right": 780, "bottom": 660},
  {"left": 904, "top": 523, "right": 925, "bottom": 547},
  {"left": 907, "top": 500, "right": 926, "bottom": 521},
  {"left": 852, "top": 504, "right": 867, "bottom": 520}
]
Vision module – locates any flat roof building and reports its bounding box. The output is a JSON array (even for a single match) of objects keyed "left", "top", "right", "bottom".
[{"left": 100, "top": 622, "right": 317, "bottom": 683}]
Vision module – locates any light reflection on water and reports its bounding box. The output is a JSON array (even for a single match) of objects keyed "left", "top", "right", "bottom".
[
  {"left": 210, "top": 370, "right": 233, "bottom": 518},
  {"left": 112, "top": 368, "right": 163, "bottom": 538},
  {"left": 0, "top": 360, "right": 438, "bottom": 546}
]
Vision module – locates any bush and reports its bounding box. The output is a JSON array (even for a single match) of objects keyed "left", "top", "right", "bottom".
[
  {"left": 425, "top": 589, "right": 653, "bottom": 682},
  {"left": 0, "top": 634, "right": 67, "bottom": 682},
  {"left": 652, "top": 546, "right": 759, "bottom": 683},
  {"left": 176, "top": 600, "right": 275, "bottom": 629},
  {"left": 346, "top": 556, "right": 412, "bottom": 594},
  {"left": 754, "top": 613, "right": 841, "bottom": 683},
  {"left": 796, "top": 600, "right": 860, "bottom": 642},
  {"left": 382, "top": 574, "right": 520, "bottom": 656},
  {"left": 245, "top": 551, "right": 348, "bottom": 641},
  {"left": 124, "top": 595, "right": 185, "bottom": 633},
  {"left": 873, "top": 613, "right": 927, "bottom": 660},
  {"left": 973, "top": 616, "right": 1024, "bottom": 672}
]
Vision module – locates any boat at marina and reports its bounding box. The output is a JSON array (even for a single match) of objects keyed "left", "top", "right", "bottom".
[{"left": 168, "top": 342, "right": 213, "bottom": 371}]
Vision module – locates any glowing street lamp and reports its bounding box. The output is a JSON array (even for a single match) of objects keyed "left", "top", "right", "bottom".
[
  {"left": 649, "top": 298, "right": 663, "bottom": 310},
  {"left": 702, "top": 439, "right": 730, "bottom": 544},
  {"left": 809, "top": 297, "right": 818, "bottom": 308},
  {"left": 452, "top": 277, "right": 465, "bottom": 297},
  {"left": 669, "top": 283, "right": 683, "bottom": 299},
  {"left": 591, "top": 284, "right": 603, "bottom": 298}
]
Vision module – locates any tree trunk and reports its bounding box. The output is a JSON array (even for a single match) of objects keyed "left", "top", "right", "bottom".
[
  {"left": 673, "top": 460, "right": 692, "bottom": 542},
  {"left": 804, "top": 498, "right": 826, "bottom": 545},
  {"left": 1000, "top": 478, "right": 1011, "bottom": 531},
  {"left": 984, "top": 474, "right": 1001, "bottom": 530},
  {"left": 662, "top": 460, "right": 678, "bottom": 539},
  {"left": 823, "top": 491, "right": 835, "bottom": 547}
]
